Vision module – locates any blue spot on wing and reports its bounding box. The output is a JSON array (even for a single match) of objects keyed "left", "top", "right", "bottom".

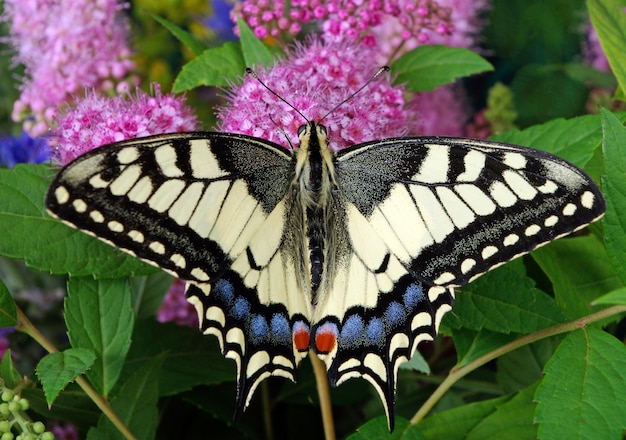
[
  {"left": 384, "top": 302, "right": 406, "bottom": 327},
  {"left": 231, "top": 297, "right": 251, "bottom": 320},
  {"left": 214, "top": 279, "right": 235, "bottom": 305},
  {"left": 271, "top": 314, "right": 291, "bottom": 345},
  {"left": 340, "top": 314, "right": 364, "bottom": 348},
  {"left": 250, "top": 314, "right": 269, "bottom": 343},
  {"left": 403, "top": 283, "right": 424, "bottom": 309},
  {"left": 365, "top": 318, "right": 384, "bottom": 346}
]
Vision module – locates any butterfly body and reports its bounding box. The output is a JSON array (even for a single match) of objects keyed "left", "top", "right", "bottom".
[{"left": 46, "top": 121, "right": 605, "bottom": 429}]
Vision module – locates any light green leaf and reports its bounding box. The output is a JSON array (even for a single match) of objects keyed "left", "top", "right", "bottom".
[
  {"left": 0, "top": 164, "right": 155, "bottom": 278},
  {"left": 588, "top": 0, "right": 626, "bottom": 98},
  {"left": 593, "top": 286, "right": 626, "bottom": 305},
  {"left": 65, "top": 277, "right": 134, "bottom": 397},
  {"left": 237, "top": 15, "right": 278, "bottom": 68},
  {"left": 0, "top": 279, "right": 16, "bottom": 328},
  {"left": 347, "top": 416, "right": 424, "bottom": 439},
  {"left": 173, "top": 42, "right": 245, "bottom": 91},
  {"left": 535, "top": 328, "right": 626, "bottom": 440},
  {"left": 600, "top": 108, "right": 626, "bottom": 285},
  {"left": 149, "top": 12, "right": 207, "bottom": 56},
  {"left": 391, "top": 45, "right": 493, "bottom": 92},
  {"left": 0, "top": 350, "right": 21, "bottom": 389},
  {"left": 36, "top": 348, "right": 96, "bottom": 406},
  {"left": 399, "top": 350, "right": 430, "bottom": 374}
]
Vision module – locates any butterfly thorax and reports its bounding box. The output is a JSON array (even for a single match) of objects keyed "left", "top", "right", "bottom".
[{"left": 293, "top": 122, "right": 338, "bottom": 298}]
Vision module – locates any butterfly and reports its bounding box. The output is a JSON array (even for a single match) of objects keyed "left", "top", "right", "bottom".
[{"left": 45, "top": 108, "right": 605, "bottom": 430}]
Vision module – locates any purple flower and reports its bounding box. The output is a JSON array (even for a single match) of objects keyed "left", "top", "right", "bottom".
[
  {"left": 206, "top": 0, "right": 238, "bottom": 41},
  {"left": 51, "top": 84, "right": 198, "bottom": 164},
  {"left": 231, "top": 0, "right": 453, "bottom": 48},
  {"left": 584, "top": 22, "right": 610, "bottom": 72},
  {"left": 0, "top": 328, "right": 14, "bottom": 361},
  {"left": 49, "top": 422, "right": 78, "bottom": 440},
  {"left": 157, "top": 279, "right": 199, "bottom": 328},
  {"left": 2, "top": 0, "right": 136, "bottom": 136},
  {"left": 217, "top": 38, "right": 421, "bottom": 150},
  {"left": 0, "top": 131, "right": 51, "bottom": 168}
]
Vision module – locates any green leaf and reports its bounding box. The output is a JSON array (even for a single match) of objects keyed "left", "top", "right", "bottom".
[
  {"left": 532, "top": 236, "right": 622, "bottom": 318},
  {"left": 600, "top": 108, "right": 626, "bottom": 285},
  {"left": 535, "top": 328, "right": 626, "bottom": 440},
  {"left": 149, "top": 12, "right": 207, "bottom": 56},
  {"left": 0, "top": 279, "right": 16, "bottom": 328},
  {"left": 593, "top": 286, "right": 626, "bottom": 305},
  {"left": 88, "top": 355, "right": 163, "bottom": 440},
  {"left": 347, "top": 416, "right": 424, "bottom": 439},
  {"left": 130, "top": 273, "right": 173, "bottom": 320},
  {"left": 0, "top": 164, "right": 155, "bottom": 278},
  {"left": 491, "top": 114, "right": 606, "bottom": 168},
  {"left": 451, "top": 263, "right": 568, "bottom": 334},
  {"left": 122, "top": 320, "right": 234, "bottom": 396},
  {"left": 173, "top": 42, "right": 245, "bottom": 91},
  {"left": 418, "top": 395, "right": 508, "bottom": 439},
  {"left": 65, "top": 277, "right": 134, "bottom": 397},
  {"left": 448, "top": 328, "right": 517, "bottom": 367},
  {"left": 467, "top": 385, "right": 537, "bottom": 440},
  {"left": 237, "top": 15, "right": 278, "bottom": 68},
  {"left": 36, "top": 348, "right": 96, "bottom": 406},
  {"left": 0, "top": 350, "right": 21, "bottom": 389},
  {"left": 496, "top": 339, "right": 559, "bottom": 394},
  {"left": 391, "top": 45, "right": 493, "bottom": 92},
  {"left": 588, "top": 0, "right": 626, "bottom": 98},
  {"left": 399, "top": 350, "right": 430, "bottom": 374}
]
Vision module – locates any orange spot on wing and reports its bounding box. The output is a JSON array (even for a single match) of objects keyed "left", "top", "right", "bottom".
[
  {"left": 293, "top": 323, "right": 310, "bottom": 352},
  {"left": 315, "top": 328, "right": 337, "bottom": 354}
]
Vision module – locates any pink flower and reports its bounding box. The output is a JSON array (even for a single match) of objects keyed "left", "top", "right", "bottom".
[
  {"left": 157, "top": 279, "right": 199, "bottom": 328},
  {"left": 584, "top": 22, "right": 610, "bottom": 72},
  {"left": 51, "top": 84, "right": 198, "bottom": 164},
  {"left": 407, "top": 85, "right": 469, "bottom": 136},
  {"left": 217, "top": 38, "right": 421, "bottom": 150},
  {"left": 2, "top": 0, "right": 136, "bottom": 136}
]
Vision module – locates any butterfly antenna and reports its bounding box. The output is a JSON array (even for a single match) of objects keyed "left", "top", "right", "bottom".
[
  {"left": 245, "top": 67, "right": 309, "bottom": 123},
  {"left": 319, "top": 66, "right": 390, "bottom": 123}
]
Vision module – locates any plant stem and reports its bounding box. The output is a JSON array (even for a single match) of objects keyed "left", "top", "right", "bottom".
[
  {"left": 410, "top": 304, "right": 626, "bottom": 425},
  {"left": 310, "top": 349, "right": 336, "bottom": 440},
  {"left": 15, "top": 305, "right": 137, "bottom": 440}
]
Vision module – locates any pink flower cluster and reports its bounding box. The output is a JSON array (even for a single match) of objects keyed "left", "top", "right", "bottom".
[
  {"left": 157, "top": 279, "right": 199, "bottom": 328},
  {"left": 232, "top": 0, "right": 453, "bottom": 47},
  {"left": 2, "top": 0, "right": 136, "bottom": 136},
  {"left": 51, "top": 85, "right": 198, "bottom": 164},
  {"left": 217, "top": 38, "right": 422, "bottom": 149}
]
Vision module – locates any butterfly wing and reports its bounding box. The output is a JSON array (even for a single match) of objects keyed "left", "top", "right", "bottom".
[
  {"left": 313, "top": 136, "right": 605, "bottom": 427},
  {"left": 46, "top": 132, "right": 312, "bottom": 413}
]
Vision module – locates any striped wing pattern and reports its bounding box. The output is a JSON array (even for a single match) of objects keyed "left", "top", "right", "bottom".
[{"left": 46, "top": 131, "right": 605, "bottom": 429}]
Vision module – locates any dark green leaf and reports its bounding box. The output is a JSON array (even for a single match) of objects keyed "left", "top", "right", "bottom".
[
  {"left": 391, "top": 45, "right": 493, "bottom": 92},
  {"left": 88, "top": 355, "right": 163, "bottom": 440},
  {"left": 130, "top": 272, "right": 173, "bottom": 320},
  {"left": 65, "top": 277, "right": 134, "bottom": 397},
  {"left": 122, "top": 320, "right": 234, "bottom": 396},
  {"left": 23, "top": 385, "right": 100, "bottom": 431},
  {"left": 600, "top": 108, "right": 626, "bottom": 285},
  {"left": 467, "top": 385, "right": 537, "bottom": 440},
  {"left": 532, "top": 236, "right": 622, "bottom": 319},
  {"left": 535, "top": 328, "right": 626, "bottom": 439},
  {"left": 418, "top": 395, "right": 508, "bottom": 440},
  {"left": 496, "top": 339, "right": 559, "bottom": 394},
  {"left": 491, "top": 114, "right": 606, "bottom": 168},
  {"left": 399, "top": 350, "right": 429, "bottom": 374},
  {"left": 0, "top": 350, "right": 21, "bottom": 389},
  {"left": 0, "top": 279, "right": 16, "bottom": 328},
  {"left": 448, "top": 328, "right": 517, "bottom": 367},
  {"left": 0, "top": 164, "right": 155, "bottom": 278},
  {"left": 173, "top": 42, "right": 245, "bottom": 91},
  {"left": 451, "top": 263, "right": 568, "bottom": 334},
  {"left": 36, "top": 348, "right": 96, "bottom": 406},
  {"left": 347, "top": 416, "right": 424, "bottom": 439},
  {"left": 149, "top": 12, "right": 207, "bottom": 56},
  {"left": 588, "top": 0, "right": 626, "bottom": 97},
  {"left": 237, "top": 16, "right": 278, "bottom": 68}
]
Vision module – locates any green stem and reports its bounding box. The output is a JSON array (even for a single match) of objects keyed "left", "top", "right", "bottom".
[
  {"left": 15, "top": 306, "right": 137, "bottom": 440},
  {"left": 310, "top": 350, "right": 336, "bottom": 440},
  {"left": 410, "top": 304, "right": 626, "bottom": 425}
]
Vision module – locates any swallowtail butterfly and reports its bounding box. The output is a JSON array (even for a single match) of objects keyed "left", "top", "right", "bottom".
[{"left": 45, "top": 86, "right": 605, "bottom": 430}]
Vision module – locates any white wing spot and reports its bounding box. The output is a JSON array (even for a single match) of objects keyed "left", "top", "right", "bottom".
[
  {"left": 454, "top": 184, "right": 496, "bottom": 216},
  {"left": 88, "top": 174, "right": 110, "bottom": 189},
  {"left": 460, "top": 258, "right": 476, "bottom": 274},
  {"left": 581, "top": 191, "right": 595, "bottom": 209},
  {"left": 191, "top": 267, "right": 210, "bottom": 282},
  {"left": 503, "top": 152, "right": 527, "bottom": 169},
  {"left": 502, "top": 170, "right": 537, "bottom": 200},
  {"left": 524, "top": 224, "right": 541, "bottom": 236},
  {"left": 110, "top": 164, "right": 142, "bottom": 196},
  {"left": 414, "top": 145, "right": 450, "bottom": 183},
  {"left": 562, "top": 203, "right": 577, "bottom": 216},
  {"left": 537, "top": 180, "right": 558, "bottom": 194},
  {"left": 72, "top": 199, "right": 87, "bottom": 213},
  {"left": 427, "top": 286, "right": 448, "bottom": 302},
  {"left": 127, "top": 229, "right": 145, "bottom": 243},
  {"left": 107, "top": 220, "right": 124, "bottom": 233},
  {"left": 170, "top": 253, "right": 187, "bottom": 269},
  {"left": 503, "top": 233, "right": 519, "bottom": 246},
  {"left": 116, "top": 147, "right": 139, "bottom": 164},
  {"left": 54, "top": 186, "right": 70, "bottom": 204},
  {"left": 90, "top": 210, "right": 105, "bottom": 223},
  {"left": 148, "top": 179, "right": 186, "bottom": 213},
  {"left": 363, "top": 353, "right": 386, "bottom": 382},
  {"left": 154, "top": 144, "right": 184, "bottom": 177},
  {"left": 149, "top": 241, "right": 166, "bottom": 255},
  {"left": 489, "top": 181, "right": 517, "bottom": 207},
  {"left": 411, "top": 312, "right": 432, "bottom": 331},
  {"left": 456, "top": 150, "right": 485, "bottom": 182},
  {"left": 434, "top": 272, "right": 455, "bottom": 285},
  {"left": 481, "top": 245, "right": 498, "bottom": 259},
  {"left": 544, "top": 215, "right": 559, "bottom": 227},
  {"left": 189, "top": 139, "right": 229, "bottom": 179},
  {"left": 127, "top": 176, "right": 153, "bottom": 204}
]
